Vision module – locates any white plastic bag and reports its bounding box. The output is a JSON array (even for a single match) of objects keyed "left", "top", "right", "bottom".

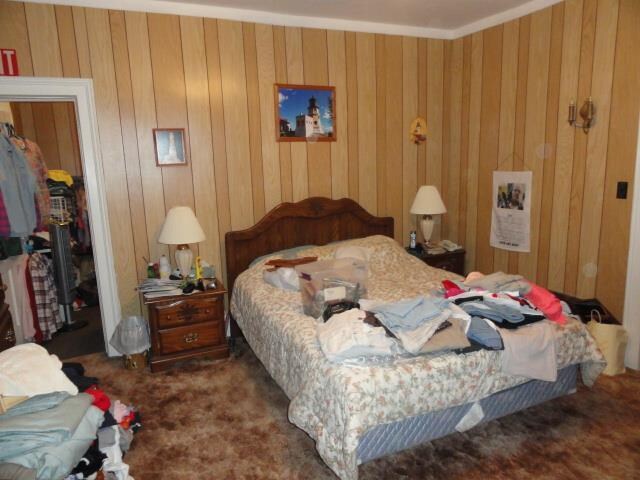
[
  {"left": 587, "top": 310, "right": 628, "bottom": 376},
  {"left": 109, "top": 316, "right": 151, "bottom": 355}
]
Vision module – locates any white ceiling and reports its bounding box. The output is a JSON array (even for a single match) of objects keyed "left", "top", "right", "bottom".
[
  {"left": 27, "top": 0, "right": 563, "bottom": 38},
  {"left": 173, "top": 0, "right": 531, "bottom": 30}
]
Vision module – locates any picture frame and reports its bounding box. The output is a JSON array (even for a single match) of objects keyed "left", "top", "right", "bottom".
[
  {"left": 153, "top": 128, "right": 188, "bottom": 166},
  {"left": 275, "top": 83, "right": 336, "bottom": 142}
]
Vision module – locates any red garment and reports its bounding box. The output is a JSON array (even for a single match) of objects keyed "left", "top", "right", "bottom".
[
  {"left": 119, "top": 411, "right": 136, "bottom": 430},
  {"left": 24, "top": 261, "right": 43, "bottom": 343},
  {"left": 524, "top": 282, "right": 567, "bottom": 325},
  {"left": 442, "top": 279, "right": 465, "bottom": 298},
  {"left": 86, "top": 385, "right": 111, "bottom": 412}
]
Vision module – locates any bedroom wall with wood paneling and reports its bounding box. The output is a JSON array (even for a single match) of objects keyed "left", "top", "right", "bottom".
[
  {"left": 451, "top": 0, "right": 640, "bottom": 319},
  {"left": 0, "top": 0, "right": 444, "bottom": 315},
  {"left": 1, "top": 0, "right": 638, "bottom": 319}
]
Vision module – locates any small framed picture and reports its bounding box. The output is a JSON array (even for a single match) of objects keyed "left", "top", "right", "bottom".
[
  {"left": 153, "top": 128, "right": 188, "bottom": 166},
  {"left": 275, "top": 84, "right": 336, "bottom": 142}
]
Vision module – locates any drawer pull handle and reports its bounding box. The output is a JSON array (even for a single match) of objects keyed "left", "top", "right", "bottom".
[
  {"left": 184, "top": 332, "right": 199, "bottom": 343},
  {"left": 5, "top": 328, "right": 15, "bottom": 343},
  {"left": 205, "top": 309, "right": 210, "bottom": 314}
]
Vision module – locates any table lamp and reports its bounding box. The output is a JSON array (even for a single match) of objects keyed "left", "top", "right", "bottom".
[
  {"left": 410, "top": 186, "right": 446, "bottom": 245},
  {"left": 158, "top": 206, "right": 206, "bottom": 278}
]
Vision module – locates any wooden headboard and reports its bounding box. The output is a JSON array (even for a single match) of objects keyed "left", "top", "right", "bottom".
[{"left": 224, "top": 197, "right": 394, "bottom": 294}]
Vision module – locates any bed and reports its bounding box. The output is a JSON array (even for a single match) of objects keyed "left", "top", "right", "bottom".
[{"left": 225, "top": 197, "right": 605, "bottom": 480}]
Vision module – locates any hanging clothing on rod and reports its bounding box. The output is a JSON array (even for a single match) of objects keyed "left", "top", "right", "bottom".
[
  {"left": 10, "top": 136, "right": 50, "bottom": 230},
  {"left": 0, "top": 124, "right": 38, "bottom": 237},
  {"left": 28, "top": 251, "right": 62, "bottom": 341}
]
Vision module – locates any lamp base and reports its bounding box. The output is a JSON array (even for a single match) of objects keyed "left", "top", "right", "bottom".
[
  {"left": 420, "top": 215, "right": 435, "bottom": 246},
  {"left": 175, "top": 244, "right": 193, "bottom": 279}
]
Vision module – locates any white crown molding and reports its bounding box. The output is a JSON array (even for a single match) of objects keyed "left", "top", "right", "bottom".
[
  {"left": 17, "top": 0, "right": 453, "bottom": 38},
  {"left": 450, "top": 0, "right": 564, "bottom": 38},
  {"left": 18, "top": 0, "right": 564, "bottom": 39}
]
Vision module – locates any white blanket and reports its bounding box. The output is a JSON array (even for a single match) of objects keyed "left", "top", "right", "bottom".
[{"left": 0, "top": 344, "right": 78, "bottom": 397}]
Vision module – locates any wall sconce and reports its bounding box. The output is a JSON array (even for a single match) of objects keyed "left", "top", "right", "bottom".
[
  {"left": 568, "top": 97, "right": 595, "bottom": 134},
  {"left": 409, "top": 117, "right": 427, "bottom": 144}
]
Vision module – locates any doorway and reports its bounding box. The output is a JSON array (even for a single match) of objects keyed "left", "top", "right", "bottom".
[
  {"left": 0, "top": 77, "right": 121, "bottom": 357},
  {"left": 2, "top": 100, "right": 102, "bottom": 358}
]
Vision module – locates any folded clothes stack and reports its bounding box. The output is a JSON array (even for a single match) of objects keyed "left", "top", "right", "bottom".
[
  {"left": 0, "top": 344, "right": 141, "bottom": 480},
  {"left": 316, "top": 270, "right": 571, "bottom": 382}
]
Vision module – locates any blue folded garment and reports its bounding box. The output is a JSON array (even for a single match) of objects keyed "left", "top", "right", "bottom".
[
  {"left": 467, "top": 317, "right": 503, "bottom": 350},
  {"left": 0, "top": 392, "right": 70, "bottom": 420},
  {"left": 371, "top": 296, "right": 444, "bottom": 331},
  {"left": 0, "top": 394, "right": 92, "bottom": 461}
]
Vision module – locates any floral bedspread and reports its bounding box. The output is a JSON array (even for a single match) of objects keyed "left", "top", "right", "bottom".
[{"left": 230, "top": 235, "right": 605, "bottom": 480}]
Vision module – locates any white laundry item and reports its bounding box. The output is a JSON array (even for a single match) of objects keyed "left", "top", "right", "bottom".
[
  {"left": 455, "top": 402, "right": 485, "bottom": 432},
  {"left": 483, "top": 292, "right": 542, "bottom": 316},
  {"left": 500, "top": 321, "right": 558, "bottom": 381},
  {"left": 358, "top": 298, "right": 383, "bottom": 311},
  {"left": 100, "top": 426, "right": 131, "bottom": 480},
  {"left": 262, "top": 267, "right": 300, "bottom": 291},
  {"left": 0, "top": 343, "right": 78, "bottom": 397},
  {"left": 317, "top": 309, "right": 396, "bottom": 362},
  {"left": 446, "top": 290, "right": 490, "bottom": 302},
  {"left": 394, "top": 310, "right": 450, "bottom": 354}
]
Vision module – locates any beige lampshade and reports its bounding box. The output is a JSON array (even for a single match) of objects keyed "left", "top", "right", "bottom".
[
  {"left": 158, "top": 206, "right": 206, "bottom": 245},
  {"left": 410, "top": 186, "right": 447, "bottom": 215}
]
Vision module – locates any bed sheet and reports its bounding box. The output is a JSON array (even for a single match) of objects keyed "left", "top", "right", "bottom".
[{"left": 230, "top": 235, "right": 605, "bottom": 480}]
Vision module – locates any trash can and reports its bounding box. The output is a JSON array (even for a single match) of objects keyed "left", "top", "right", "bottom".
[{"left": 109, "top": 316, "right": 151, "bottom": 370}]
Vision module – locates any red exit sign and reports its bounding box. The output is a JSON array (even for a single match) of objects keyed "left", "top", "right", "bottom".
[{"left": 0, "top": 49, "right": 19, "bottom": 76}]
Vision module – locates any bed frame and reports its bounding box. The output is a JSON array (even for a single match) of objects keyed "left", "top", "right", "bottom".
[
  {"left": 224, "top": 196, "right": 580, "bottom": 476},
  {"left": 225, "top": 197, "right": 393, "bottom": 294},
  {"left": 225, "top": 197, "right": 393, "bottom": 340}
]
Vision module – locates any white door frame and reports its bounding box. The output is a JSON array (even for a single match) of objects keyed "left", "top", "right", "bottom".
[
  {"left": 0, "top": 77, "right": 121, "bottom": 356},
  {"left": 624, "top": 113, "right": 640, "bottom": 369}
]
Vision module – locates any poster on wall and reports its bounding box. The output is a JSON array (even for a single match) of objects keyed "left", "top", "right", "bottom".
[{"left": 490, "top": 171, "right": 532, "bottom": 252}]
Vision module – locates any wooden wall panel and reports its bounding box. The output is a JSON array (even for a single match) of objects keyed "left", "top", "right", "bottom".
[
  {"left": 548, "top": 0, "right": 584, "bottom": 291},
  {"left": 24, "top": 3, "right": 62, "bottom": 77},
  {"left": 517, "top": 8, "right": 552, "bottom": 281},
  {"left": 242, "top": 23, "right": 266, "bottom": 220},
  {"left": 576, "top": 0, "right": 619, "bottom": 297},
  {"left": 125, "top": 11, "right": 167, "bottom": 263},
  {"left": 181, "top": 16, "right": 222, "bottom": 272},
  {"left": 85, "top": 7, "right": 138, "bottom": 314},
  {"left": 218, "top": 20, "right": 254, "bottom": 229},
  {"left": 109, "top": 10, "right": 149, "bottom": 284},
  {"left": 285, "top": 27, "right": 309, "bottom": 202},
  {"left": 356, "top": 33, "right": 377, "bottom": 214},
  {"left": 327, "top": 30, "right": 349, "bottom": 200},
  {"left": 476, "top": 26, "right": 503, "bottom": 274},
  {"left": 464, "top": 32, "right": 483, "bottom": 272},
  {"left": 255, "top": 24, "right": 282, "bottom": 211},
  {"left": 426, "top": 40, "right": 444, "bottom": 241},
  {"left": 2, "top": 0, "right": 637, "bottom": 318},
  {"left": 402, "top": 36, "right": 418, "bottom": 243},
  {"left": 31, "top": 103, "right": 61, "bottom": 168},
  {"left": 493, "top": 20, "right": 520, "bottom": 273},
  {"left": 384, "top": 36, "right": 404, "bottom": 244}
]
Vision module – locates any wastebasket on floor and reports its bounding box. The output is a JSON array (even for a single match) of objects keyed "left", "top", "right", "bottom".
[{"left": 109, "top": 316, "right": 151, "bottom": 370}]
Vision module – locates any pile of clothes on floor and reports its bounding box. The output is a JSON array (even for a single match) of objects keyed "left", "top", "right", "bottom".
[
  {"left": 317, "top": 271, "right": 569, "bottom": 381},
  {"left": 0, "top": 344, "right": 140, "bottom": 480}
]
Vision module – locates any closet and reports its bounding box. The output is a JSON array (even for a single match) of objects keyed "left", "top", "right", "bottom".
[{"left": 0, "top": 101, "right": 103, "bottom": 358}]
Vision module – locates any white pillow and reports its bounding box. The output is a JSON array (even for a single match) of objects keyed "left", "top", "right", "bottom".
[
  {"left": 334, "top": 245, "right": 372, "bottom": 262},
  {"left": 0, "top": 343, "right": 79, "bottom": 397}
]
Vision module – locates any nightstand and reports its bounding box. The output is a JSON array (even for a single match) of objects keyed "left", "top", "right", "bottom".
[
  {"left": 144, "top": 283, "right": 229, "bottom": 372},
  {"left": 406, "top": 246, "right": 466, "bottom": 276}
]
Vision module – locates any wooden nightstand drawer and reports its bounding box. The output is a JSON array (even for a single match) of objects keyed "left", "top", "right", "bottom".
[
  {"left": 158, "top": 321, "right": 221, "bottom": 354},
  {"left": 144, "top": 283, "right": 229, "bottom": 372},
  {"left": 156, "top": 296, "right": 223, "bottom": 329},
  {"left": 406, "top": 247, "right": 466, "bottom": 276}
]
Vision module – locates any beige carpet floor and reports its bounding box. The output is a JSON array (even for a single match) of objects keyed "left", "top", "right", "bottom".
[{"left": 75, "top": 344, "right": 640, "bottom": 480}]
